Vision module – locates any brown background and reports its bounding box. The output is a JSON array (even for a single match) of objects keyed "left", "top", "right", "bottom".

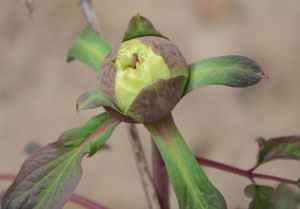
[{"left": 1, "top": 0, "right": 300, "bottom": 208}]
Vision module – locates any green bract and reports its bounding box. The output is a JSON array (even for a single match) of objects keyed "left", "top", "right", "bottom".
[
  {"left": 69, "top": 13, "right": 266, "bottom": 124},
  {"left": 99, "top": 36, "right": 188, "bottom": 123}
]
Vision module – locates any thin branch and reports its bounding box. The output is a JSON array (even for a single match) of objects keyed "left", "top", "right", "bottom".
[
  {"left": 196, "top": 157, "right": 298, "bottom": 185},
  {"left": 71, "top": 193, "right": 110, "bottom": 209},
  {"left": 24, "top": 0, "right": 33, "bottom": 15},
  {"left": 0, "top": 174, "right": 110, "bottom": 209},
  {"left": 128, "top": 125, "right": 161, "bottom": 209},
  {"left": 248, "top": 163, "right": 260, "bottom": 173},
  {"left": 0, "top": 175, "right": 14, "bottom": 181},
  {"left": 76, "top": 0, "right": 103, "bottom": 36},
  {"left": 152, "top": 140, "right": 170, "bottom": 209}
]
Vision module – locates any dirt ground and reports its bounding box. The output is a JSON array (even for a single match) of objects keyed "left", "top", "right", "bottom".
[{"left": 1, "top": 0, "right": 300, "bottom": 208}]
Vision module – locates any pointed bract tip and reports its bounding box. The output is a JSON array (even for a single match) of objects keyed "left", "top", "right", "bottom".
[
  {"left": 66, "top": 56, "right": 74, "bottom": 63},
  {"left": 76, "top": 104, "right": 80, "bottom": 115},
  {"left": 261, "top": 72, "right": 269, "bottom": 79},
  {"left": 122, "top": 12, "right": 167, "bottom": 42},
  {"left": 135, "top": 11, "right": 141, "bottom": 17}
]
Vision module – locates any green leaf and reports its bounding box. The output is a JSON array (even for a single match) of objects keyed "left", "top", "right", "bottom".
[
  {"left": 244, "top": 184, "right": 275, "bottom": 209},
  {"left": 145, "top": 114, "right": 227, "bottom": 209},
  {"left": 76, "top": 90, "right": 118, "bottom": 112},
  {"left": 184, "top": 55, "right": 267, "bottom": 95},
  {"left": 2, "top": 113, "right": 120, "bottom": 209},
  {"left": 256, "top": 136, "right": 300, "bottom": 164},
  {"left": 276, "top": 184, "right": 300, "bottom": 209},
  {"left": 67, "top": 26, "right": 112, "bottom": 72},
  {"left": 244, "top": 184, "right": 300, "bottom": 209},
  {"left": 122, "top": 13, "right": 167, "bottom": 42}
]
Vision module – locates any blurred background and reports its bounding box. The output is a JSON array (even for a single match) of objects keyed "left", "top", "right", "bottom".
[{"left": 1, "top": 0, "right": 300, "bottom": 208}]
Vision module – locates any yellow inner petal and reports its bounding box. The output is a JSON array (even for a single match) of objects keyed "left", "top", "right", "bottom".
[{"left": 114, "top": 39, "right": 170, "bottom": 112}]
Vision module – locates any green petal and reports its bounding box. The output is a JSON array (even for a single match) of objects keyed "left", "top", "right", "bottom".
[
  {"left": 122, "top": 13, "right": 167, "bottom": 42},
  {"left": 145, "top": 114, "right": 227, "bottom": 209},
  {"left": 184, "top": 55, "right": 267, "bottom": 95},
  {"left": 67, "top": 26, "right": 112, "bottom": 72}
]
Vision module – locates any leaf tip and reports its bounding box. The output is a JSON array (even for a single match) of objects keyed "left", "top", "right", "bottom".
[
  {"left": 135, "top": 11, "right": 141, "bottom": 17},
  {"left": 66, "top": 52, "right": 75, "bottom": 63},
  {"left": 122, "top": 12, "right": 167, "bottom": 42},
  {"left": 260, "top": 71, "right": 269, "bottom": 79},
  {"left": 76, "top": 104, "right": 80, "bottom": 115},
  {"left": 256, "top": 137, "right": 266, "bottom": 147}
]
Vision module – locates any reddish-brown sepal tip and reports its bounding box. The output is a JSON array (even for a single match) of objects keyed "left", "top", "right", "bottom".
[
  {"left": 261, "top": 72, "right": 269, "bottom": 79},
  {"left": 76, "top": 105, "right": 80, "bottom": 115}
]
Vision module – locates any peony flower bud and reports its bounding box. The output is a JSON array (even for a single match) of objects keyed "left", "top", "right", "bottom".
[{"left": 99, "top": 36, "right": 188, "bottom": 123}]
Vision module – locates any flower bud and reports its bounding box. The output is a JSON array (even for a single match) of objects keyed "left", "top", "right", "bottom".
[{"left": 99, "top": 36, "right": 188, "bottom": 123}]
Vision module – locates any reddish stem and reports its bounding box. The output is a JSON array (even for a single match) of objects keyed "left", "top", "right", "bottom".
[
  {"left": 70, "top": 194, "right": 110, "bottom": 209},
  {"left": 152, "top": 140, "right": 170, "bottom": 209},
  {"left": 0, "top": 174, "right": 110, "bottom": 209},
  {"left": 0, "top": 175, "right": 14, "bottom": 181},
  {"left": 248, "top": 163, "right": 260, "bottom": 172},
  {"left": 196, "top": 157, "right": 298, "bottom": 185}
]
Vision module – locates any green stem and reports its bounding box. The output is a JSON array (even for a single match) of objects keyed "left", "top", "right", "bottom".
[{"left": 145, "top": 114, "right": 227, "bottom": 209}]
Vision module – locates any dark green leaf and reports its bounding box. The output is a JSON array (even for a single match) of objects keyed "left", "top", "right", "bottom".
[
  {"left": 2, "top": 113, "right": 120, "bottom": 209},
  {"left": 256, "top": 136, "right": 300, "bottom": 164},
  {"left": 245, "top": 184, "right": 300, "bottom": 209},
  {"left": 184, "top": 55, "right": 267, "bottom": 95},
  {"left": 76, "top": 90, "right": 118, "bottom": 112},
  {"left": 67, "top": 26, "right": 112, "bottom": 71},
  {"left": 122, "top": 13, "right": 167, "bottom": 42},
  {"left": 145, "top": 114, "right": 227, "bottom": 209},
  {"left": 244, "top": 184, "right": 275, "bottom": 209}
]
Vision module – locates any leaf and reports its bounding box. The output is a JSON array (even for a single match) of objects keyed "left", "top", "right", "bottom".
[
  {"left": 145, "top": 114, "right": 227, "bottom": 209},
  {"left": 256, "top": 136, "right": 300, "bottom": 164},
  {"left": 122, "top": 13, "right": 167, "bottom": 42},
  {"left": 276, "top": 184, "right": 300, "bottom": 209},
  {"left": 184, "top": 55, "right": 267, "bottom": 95},
  {"left": 244, "top": 184, "right": 300, "bottom": 209},
  {"left": 2, "top": 113, "right": 120, "bottom": 209},
  {"left": 76, "top": 90, "right": 118, "bottom": 112},
  {"left": 67, "top": 26, "right": 112, "bottom": 71},
  {"left": 244, "top": 184, "right": 276, "bottom": 209}
]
